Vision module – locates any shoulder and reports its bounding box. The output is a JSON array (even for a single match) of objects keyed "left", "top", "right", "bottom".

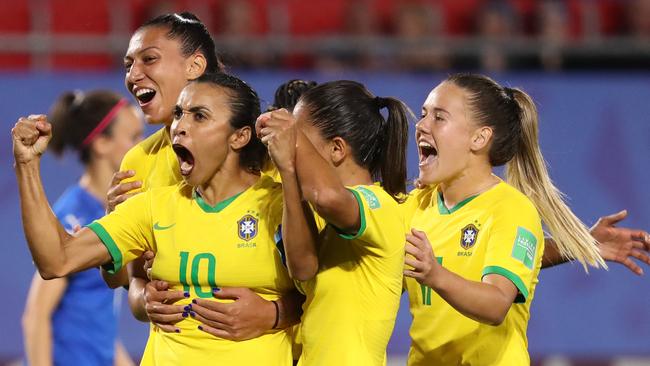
[
  {"left": 492, "top": 183, "right": 537, "bottom": 214},
  {"left": 121, "top": 127, "right": 170, "bottom": 168},
  {"left": 486, "top": 183, "right": 540, "bottom": 226}
]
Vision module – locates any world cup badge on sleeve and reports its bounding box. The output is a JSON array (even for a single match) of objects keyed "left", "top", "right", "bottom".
[{"left": 238, "top": 214, "right": 258, "bottom": 241}]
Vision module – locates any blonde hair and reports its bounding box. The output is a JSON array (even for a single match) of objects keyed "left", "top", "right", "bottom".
[
  {"left": 507, "top": 88, "right": 605, "bottom": 271},
  {"left": 447, "top": 73, "right": 605, "bottom": 271}
]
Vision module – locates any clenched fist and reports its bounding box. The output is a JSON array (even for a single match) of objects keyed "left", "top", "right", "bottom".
[{"left": 12, "top": 115, "right": 52, "bottom": 164}]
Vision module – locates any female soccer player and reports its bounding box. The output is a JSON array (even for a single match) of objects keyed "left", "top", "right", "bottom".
[
  {"left": 402, "top": 73, "right": 604, "bottom": 365},
  {"left": 21, "top": 90, "right": 142, "bottom": 366},
  {"left": 13, "top": 73, "right": 307, "bottom": 365},
  {"left": 101, "top": 12, "right": 300, "bottom": 339},
  {"left": 257, "top": 80, "right": 410, "bottom": 365}
]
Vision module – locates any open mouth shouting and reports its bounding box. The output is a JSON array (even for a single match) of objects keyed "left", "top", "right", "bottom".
[
  {"left": 418, "top": 140, "right": 438, "bottom": 167},
  {"left": 173, "top": 143, "right": 195, "bottom": 177},
  {"left": 133, "top": 87, "right": 156, "bottom": 107}
]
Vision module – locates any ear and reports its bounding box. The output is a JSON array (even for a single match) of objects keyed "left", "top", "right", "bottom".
[
  {"left": 329, "top": 137, "right": 348, "bottom": 167},
  {"left": 186, "top": 53, "right": 207, "bottom": 80},
  {"left": 230, "top": 126, "right": 252, "bottom": 151},
  {"left": 470, "top": 126, "right": 493, "bottom": 152},
  {"left": 90, "top": 135, "right": 112, "bottom": 158}
]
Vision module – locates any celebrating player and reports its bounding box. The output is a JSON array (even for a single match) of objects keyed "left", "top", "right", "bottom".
[
  {"left": 257, "top": 80, "right": 410, "bottom": 365},
  {"left": 402, "top": 74, "right": 606, "bottom": 365},
  {"left": 21, "top": 90, "right": 141, "bottom": 366},
  {"left": 13, "top": 73, "right": 306, "bottom": 365}
]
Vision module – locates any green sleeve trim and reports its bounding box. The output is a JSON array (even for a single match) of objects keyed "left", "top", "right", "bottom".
[
  {"left": 482, "top": 265, "right": 528, "bottom": 303},
  {"left": 87, "top": 221, "right": 123, "bottom": 274},
  {"left": 336, "top": 188, "right": 367, "bottom": 240}
]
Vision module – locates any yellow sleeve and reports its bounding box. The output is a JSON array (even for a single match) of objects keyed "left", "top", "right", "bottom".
[
  {"left": 481, "top": 201, "right": 544, "bottom": 303},
  {"left": 87, "top": 190, "right": 154, "bottom": 274},
  {"left": 399, "top": 189, "right": 421, "bottom": 225},
  {"left": 338, "top": 186, "right": 403, "bottom": 253}
]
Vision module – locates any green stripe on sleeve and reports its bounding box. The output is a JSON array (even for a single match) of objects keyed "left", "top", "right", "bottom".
[
  {"left": 482, "top": 265, "right": 529, "bottom": 303},
  {"left": 336, "top": 188, "right": 367, "bottom": 240},
  {"left": 87, "top": 221, "right": 123, "bottom": 274}
]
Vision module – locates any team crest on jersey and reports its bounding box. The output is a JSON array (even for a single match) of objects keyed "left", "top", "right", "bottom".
[
  {"left": 460, "top": 224, "right": 479, "bottom": 250},
  {"left": 238, "top": 214, "right": 258, "bottom": 241}
]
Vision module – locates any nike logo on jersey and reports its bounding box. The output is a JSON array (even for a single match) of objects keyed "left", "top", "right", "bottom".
[{"left": 153, "top": 222, "right": 175, "bottom": 230}]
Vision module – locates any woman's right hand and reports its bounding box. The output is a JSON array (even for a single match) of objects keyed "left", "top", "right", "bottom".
[
  {"left": 106, "top": 170, "right": 142, "bottom": 213},
  {"left": 12, "top": 115, "right": 51, "bottom": 164},
  {"left": 144, "top": 280, "right": 189, "bottom": 333}
]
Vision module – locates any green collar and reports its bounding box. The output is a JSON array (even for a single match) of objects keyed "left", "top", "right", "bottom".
[
  {"left": 193, "top": 189, "right": 243, "bottom": 213},
  {"left": 437, "top": 190, "right": 479, "bottom": 215}
]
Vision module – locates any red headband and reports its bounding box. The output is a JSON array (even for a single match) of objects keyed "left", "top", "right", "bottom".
[{"left": 81, "top": 98, "right": 128, "bottom": 147}]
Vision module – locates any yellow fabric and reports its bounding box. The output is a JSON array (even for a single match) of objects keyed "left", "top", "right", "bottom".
[
  {"left": 297, "top": 185, "right": 406, "bottom": 366},
  {"left": 89, "top": 176, "right": 293, "bottom": 365},
  {"left": 119, "top": 127, "right": 181, "bottom": 192},
  {"left": 405, "top": 182, "right": 544, "bottom": 366}
]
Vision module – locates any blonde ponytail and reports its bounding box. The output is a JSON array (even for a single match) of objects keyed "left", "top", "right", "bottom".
[{"left": 506, "top": 89, "right": 606, "bottom": 271}]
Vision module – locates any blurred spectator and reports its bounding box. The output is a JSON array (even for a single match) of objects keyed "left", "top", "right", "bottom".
[
  {"left": 476, "top": 0, "right": 521, "bottom": 71},
  {"left": 314, "top": 0, "right": 382, "bottom": 72},
  {"left": 536, "top": 0, "right": 570, "bottom": 71},
  {"left": 392, "top": 1, "right": 449, "bottom": 71},
  {"left": 216, "top": 0, "right": 274, "bottom": 68},
  {"left": 627, "top": 0, "right": 650, "bottom": 41}
]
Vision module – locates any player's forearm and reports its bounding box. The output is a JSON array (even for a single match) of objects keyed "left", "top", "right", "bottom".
[
  {"left": 279, "top": 167, "right": 319, "bottom": 281},
  {"left": 276, "top": 289, "right": 304, "bottom": 329},
  {"left": 294, "top": 131, "right": 358, "bottom": 231},
  {"left": 102, "top": 267, "right": 130, "bottom": 289},
  {"left": 22, "top": 314, "right": 53, "bottom": 366},
  {"left": 541, "top": 237, "right": 569, "bottom": 268},
  {"left": 128, "top": 276, "right": 150, "bottom": 322},
  {"left": 16, "top": 160, "right": 69, "bottom": 278},
  {"left": 427, "top": 267, "right": 512, "bottom": 326}
]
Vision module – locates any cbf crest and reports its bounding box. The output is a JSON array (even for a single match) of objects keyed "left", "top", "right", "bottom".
[
  {"left": 460, "top": 224, "right": 479, "bottom": 250},
  {"left": 238, "top": 214, "right": 258, "bottom": 241}
]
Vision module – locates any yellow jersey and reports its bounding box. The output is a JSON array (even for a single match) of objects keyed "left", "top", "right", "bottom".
[
  {"left": 297, "top": 185, "right": 406, "bottom": 366},
  {"left": 404, "top": 182, "right": 544, "bottom": 366},
  {"left": 120, "top": 127, "right": 181, "bottom": 192},
  {"left": 88, "top": 176, "right": 293, "bottom": 365}
]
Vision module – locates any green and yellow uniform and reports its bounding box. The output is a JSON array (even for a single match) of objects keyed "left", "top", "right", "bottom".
[
  {"left": 297, "top": 185, "right": 406, "bottom": 366},
  {"left": 404, "top": 181, "right": 544, "bottom": 366},
  {"left": 88, "top": 176, "right": 293, "bottom": 365}
]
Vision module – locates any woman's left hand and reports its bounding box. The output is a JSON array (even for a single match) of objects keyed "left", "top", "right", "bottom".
[
  {"left": 256, "top": 109, "right": 297, "bottom": 173},
  {"left": 404, "top": 229, "right": 441, "bottom": 288},
  {"left": 191, "top": 287, "right": 276, "bottom": 341}
]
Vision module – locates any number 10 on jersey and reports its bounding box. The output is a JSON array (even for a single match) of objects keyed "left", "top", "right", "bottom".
[{"left": 179, "top": 251, "right": 218, "bottom": 298}]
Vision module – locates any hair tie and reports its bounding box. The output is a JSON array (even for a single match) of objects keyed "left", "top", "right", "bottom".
[
  {"left": 81, "top": 98, "right": 128, "bottom": 147},
  {"left": 503, "top": 87, "right": 515, "bottom": 101},
  {"left": 374, "top": 96, "right": 388, "bottom": 109}
]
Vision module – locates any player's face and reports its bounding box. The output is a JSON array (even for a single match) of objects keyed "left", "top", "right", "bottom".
[
  {"left": 170, "top": 83, "right": 236, "bottom": 187},
  {"left": 124, "top": 26, "right": 192, "bottom": 125},
  {"left": 103, "top": 106, "right": 145, "bottom": 171},
  {"left": 416, "top": 81, "right": 476, "bottom": 186}
]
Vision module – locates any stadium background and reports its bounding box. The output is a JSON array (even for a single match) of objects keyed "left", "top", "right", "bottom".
[{"left": 0, "top": 1, "right": 648, "bottom": 365}]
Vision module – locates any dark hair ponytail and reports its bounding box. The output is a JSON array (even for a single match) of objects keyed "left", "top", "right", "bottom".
[
  {"left": 377, "top": 97, "right": 409, "bottom": 201},
  {"left": 140, "top": 12, "right": 225, "bottom": 73},
  {"left": 300, "top": 80, "right": 409, "bottom": 201},
  {"left": 48, "top": 90, "right": 125, "bottom": 164}
]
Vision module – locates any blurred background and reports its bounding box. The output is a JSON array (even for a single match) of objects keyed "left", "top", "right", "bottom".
[{"left": 0, "top": 0, "right": 649, "bottom": 365}]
